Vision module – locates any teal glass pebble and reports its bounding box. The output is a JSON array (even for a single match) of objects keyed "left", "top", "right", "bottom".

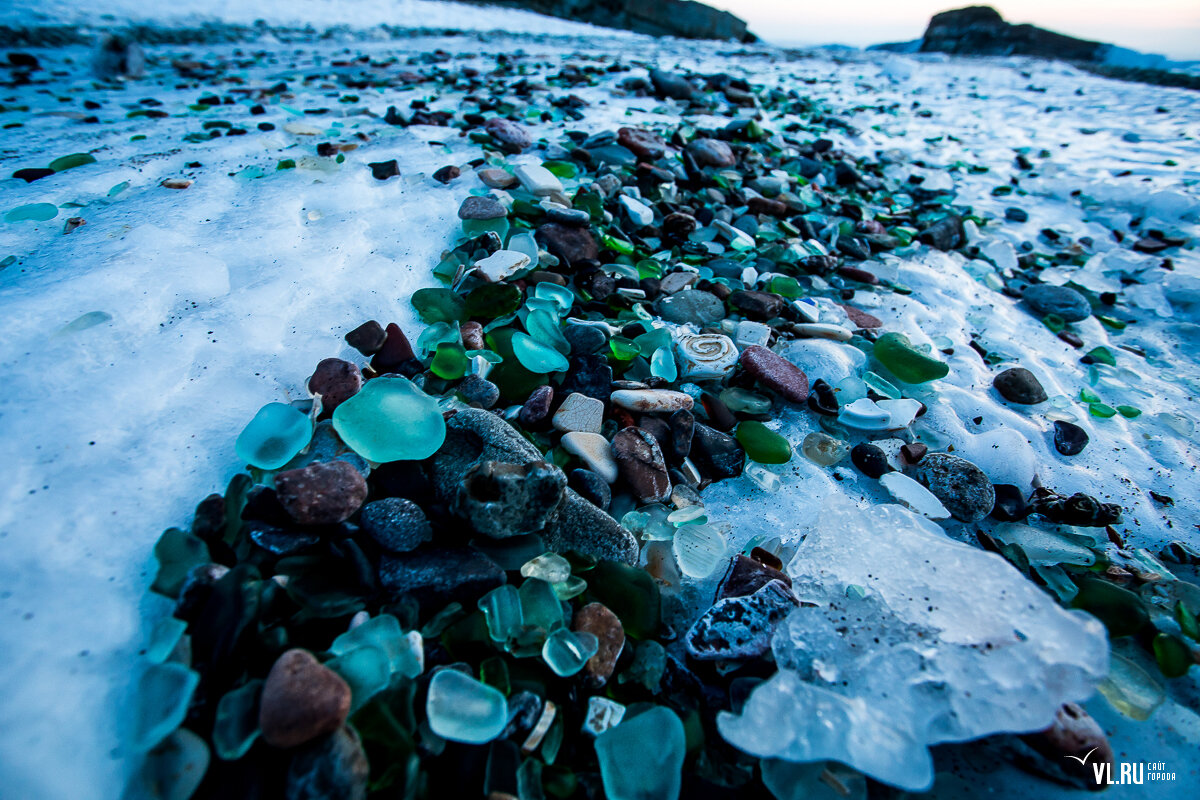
[
  {"left": 872, "top": 332, "right": 949, "bottom": 384},
  {"left": 327, "top": 644, "right": 390, "bottom": 714},
  {"left": 329, "top": 614, "right": 423, "bottom": 678},
  {"left": 426, "top": 668, "right": 508, "bottom": 744},
  {"left": 651, "top": 347, "right": 678, "bottom": 382},
  {"left": 5, "top": 202, "right": 58, "bottom": 222},
  {"left": 137, "top": 728, "right": 210, "bottom": 800},
  {"left": 508, "top": 231, "right": 540, "bottom": 262},
  {"left": 212, "top": 679, "right": 262, "bottom": 760},
  {"left": 520, "top": 578, "right": 565, "bottom": 633},
  {"left": 719, "top": 387, "right": 772, "bottom": 415},
  {"left": 133, "top": 662, "right": 201, "bottom": 751},
  {"left": 478, "top": 584, "right": 525, "bottom": 643},
  {"left": 512, "top": 331, "right": 569, "bottom": 373},
  {"left": 534, "top": 282, "right": 575, "bottom": 315},
  {"left": 542, "top": 629, "right": 599, "bottom": 677},
  {"left": 416, "top": 321, "right": 459, "bottom": 356},
  {"left": 735, "top": 421, "right": 792, "bottom": 464},
  {"left": 234, "top": 402, "right": 312, "bottom": 470},
  {"left": 525, "top": 308, "right": 571, "bottom": 355},
  {"left": 332, "top": 376, "right": 446, "bottom": 462},
  {"left": 594, "top": 706, "right": 686, "bottom": 800},
  {"left": 862, "top": 371, "right": 900, "bottom": 399},
  {"left": 633, "top": 326, "right": 671, "bottom": 355},
  {"left": 145, "top": 616, "right": 188, "bottom": 664}
]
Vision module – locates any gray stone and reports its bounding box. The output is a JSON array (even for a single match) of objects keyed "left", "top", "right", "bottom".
[
  {"left": 285, "top": 726, "right": 369, "bottom": 800},
  {"left": 611, "top": 427, "right": 671, "bottom": 503},
  {"left": 910, "top": 453, "right": 996, "bottom": 522},
  {"left": 684, "top": 579, "right": 798, "bottom": 660},
  {"left": 453, "top": 460, "right": 567, "bottom": 538},
  {"left": 358, "top": 498, "right": 432, "bottom": 553},
  {"left": 430, "top": 409, "right": 638, "bottom": 562},
  {"left": 1022, "top": 284, "right": 1091, "bottom": 322},
  {"left": 993, "top": 367, "right": 1048, "bottom": 404},
  {"left": 563, "top": 323, "right": 608, "bottom": 354},
  {"left": 653, "top": 290, "right": 726, "bottom": 325},
  {"left": 458, "top": 195, "right": 507, "bottom": 220},
  {"left": 379, "top": 547, "right": 505, "bottom": 606},
  {"left": 456, "top": 374, "right": 500, "bottom": 409}
]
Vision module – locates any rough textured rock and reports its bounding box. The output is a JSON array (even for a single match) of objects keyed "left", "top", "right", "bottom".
[
  {"left": 308, "top": 358, "right": 362, "bottom": 414},
  {"left": 910, "top": 453, "right": 996, "bottom": 522},
  {"left": 358, "top": 498, "right": 432, "bottom": 553},
  {"left": 378, "top": 547, "right": 505, "bottom": 606},
  {"left": 275, "top": 461, "right": 368, "bottom": 526},
  {"left": 690, "top": 423, "right": 745, "bottom": 480},
  {"left": 684, "top": 579, "right": 798, "bottom": 660},
  {"left": 611, "top": 427, "right": 672, "bottom": 503},
  {"left": 429, "top": 409, "right": 638, "bottom": 562},
  {"left": 453, "top": 460, "right": 567, "bottom": 538},
  {"left": 260, "top": 649, "right": 352, "bottom": 749},
  {"left": 739, "top": 345, "right": 810, "bottom": 403},
  {"left": 574, "top": 602, "right": 625, "bottom": 686}
]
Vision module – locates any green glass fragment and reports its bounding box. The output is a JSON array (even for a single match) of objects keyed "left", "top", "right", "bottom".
[
  {"left": 151, "top": 528, "right": 210, "bottom": 598},
  {"left": 609, "top": 337, "right": 641, "bottom": 362},
  {"left": 49, "top": 152, "right": 96, "bottom": 172},
  {"left": 1041, "top": 313, "right": 1066, "bottom": 333},
  {"left": 412, "top": 288, "right": 466, "bottom": 324},
  {"left": 134, "top": 728, "right": 210, "bottom": 800},
  {"left": 466, "top": 282, "right": 523, "bottom": 318},
  {"left": 1079, "top": 387, "right": 1102, "bottom": 404},
  {"left": 1152, "top": 633, "right": 1191, "bottom": 679},
  {"left": 602, "top": 233, "right": 635, "bottom": 256},
  {"left": 735, "top": 421, "right": 791, "bottom": 464},
  {"left": 1086, "top": 346, "right": 1116, "bottom": 366},
  {"left": 1089, "top": 403, "right": 1117, "bottom": 418},
  {"left": 872, "top": 332, "right": 949, "bottom": 384},
  {"left": 1072, "top": 576, "right": 1150, "bottom": 637},
  {"left": 585, "top": 561, "right": 660, "bottom": 640},
  {"left": 213, "top": 680, "right": 262, "bottom": 760},
  {"left": 1117, "top": 405, "right": 1142, "bottom": 419},
  {"left": 768, "top": 275, "right": 802, "bottom": 298},
  {"left": 431, "top": 342, "right": 469, "bottom": 380}
]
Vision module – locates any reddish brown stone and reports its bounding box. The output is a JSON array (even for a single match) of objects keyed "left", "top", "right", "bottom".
[
  {"left": 275, "top": 461, "right": 368, "bottom": 525},
  {"left": 617, "top": 127, "right": 667, "bottom": 160},
  {"left": 259, "top": 649, "right": 351, "bottom": 749},
  {"left": 484, "top": 117, "right": 531, "bottom": 152},
  {"left": 1022, "top": 702, "right": 1113, "bottom": 791},
  {"left": 611, "top": 427, "right": 671, "bottom": 503},
  {"left": 747, "top": 196, "right": 788, "bottom": 217},
  {"left": 840, "top": 304, "right": 883, "bottom": 329},
  {"left": 739, "top": 345, "right": 809, "bottom": 403},
  {"left": 461, "top": 321, "right": 485, "bottom": 351},
  {"left": 308, "top": 358, "right": 362, "bottom": 414},
  {"left": 717, "top": 554, "right": 792, "bottom": 600},
  {"left": 574, "top": 602, "right": 625, "bottom": 686},
  {"left": 535, "top": 222, "right": 599, "bottom": 267}
]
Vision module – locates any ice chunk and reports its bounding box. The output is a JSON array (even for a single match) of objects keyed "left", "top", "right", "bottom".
[
  {"left": 718, "top": 504, "right": 1108, "bottom": 790},
  {"left": 879, "top": 472, "right": 950, "bottom": 519}
]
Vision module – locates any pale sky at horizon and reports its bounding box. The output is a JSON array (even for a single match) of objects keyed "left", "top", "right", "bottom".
[{"left": 705, "top": 1, "right": 1200, "bottom": 60}]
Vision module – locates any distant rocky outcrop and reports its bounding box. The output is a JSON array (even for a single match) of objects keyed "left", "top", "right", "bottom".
[
  {"left": 464, "top": 0, "right": 753, "bottom": 42},
  {"left": 917, "top": 5, "right": 1102, "bottom": 60}
]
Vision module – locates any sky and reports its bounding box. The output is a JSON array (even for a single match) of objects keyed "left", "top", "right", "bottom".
[{"left": 706, "top": 1, "right": 1200, "bottom": 60}]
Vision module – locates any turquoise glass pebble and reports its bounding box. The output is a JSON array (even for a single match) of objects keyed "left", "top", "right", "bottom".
[
  {"left": 512, "top": 331, "right": 570, "bottom": 373},
  {"left": 534, "top": 282, "right": 575, "bottom": 315},
  {"left": 329, "top": 614, "right": 423, "bottom": 678},
  {"left": 137, "top": 728, "right": 210, "bottom": 800},
  {"left": 525, "top": 308, "right": 572, "bottom": 355},
  {"left": 332, "top": 376, "right": 446, "bottom": 462},
  {"left": 542, "top": 629, "right": 599, "bottom": 677},
  {"left": 594, "top": 706, "right": 686, "bottom": 800},
  {"left": 651, "top": 347, "right": 678, "bottom": 382},
  {"left": 133, "top": 662, "right": 201, "bottom": 751},
  {"left": 235, "top": 402, "right": 313, "bottom": 470},
  {"left": 5, "top": 202, "right": 58, "bottom": 222},
  {"left": 478, "top": 584, "right": 525, "bottom": 643},
  {"left": 520, "top": 578, "right": 565, "bottom": 633},
  {"left": 426, "top": 668, "right": 508, "bottom": 744},
  {"left": 212, "top": 679, "right": 262, "bottom": 761},
  {"left": 327, "top": 645, "right": 391, "bottom": 714}
]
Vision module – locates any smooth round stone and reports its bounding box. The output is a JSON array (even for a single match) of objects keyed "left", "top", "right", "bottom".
[
  {"left": 837, "top": 397, "right": 893, "bottom": 430},
  {"left": 458, "top": 195, "right": 507, "bottom": 220},
  {"left": 653, "top": 290, "right": 726, "bottom": 325},
  {"left": 1053, "top": 420, "right": 1089, "bottom": 456},
  {"left": 484, "top": 117, "right": 532, "bottom": 151},
  {"left": 735, "top": 421, "right": 791, "bottom": 464},
  {"left": 259, "top": 649, "right": 351, "bottom": 749},
  {"left": 275, "top": 461, "right": 368, "bottom": 525},
  {"left": 477, "top": 167, "right": 517, "bottom": 189},
  {"left": 610, "top": 389, "right": 694, "bottom": 413},
  {"left": 910, "top": 453, "right": 996, "bottom": 522},
  {"left": 564, "top": 323, "right": 607, "bottom": 354},
  {"left": 801, "top": 432, "right": 848, "bottom": 466},
  {"left": 514, "top": 164, "right": 563, "bottom": 196},
  {"left": 426, "top": 669, "right": 507, "bottom": 744},
  {"left": 993, "top": 367, "right": 1048, "bottom": 404},
  {"left": 512, "top": 332, "right": 570, "bottom": 373},
  {"left": 675, "top": 333, "right": 738, "bottom": 380},
  {"left": 562, "top": 432, "right": 619, "bottom": 483},
  {"left": 851, "top": 442, "right": 892, "bottom": 478},
  {"left": 308, "top": 358, "right": 363, "bottom": 413},
  {"left": 1023, "top": 284, "right": 1091, "bottom": 322},
  {"left": 686, "top": 137, "right": 736, "bottom": 167},
  {"left": 791, "top": 322, "right": 853, "bottom": 342},
  {"left": 332, "top": 376, "right": 446, "bottom": 462},
  {"left": 873, "top": 332, "right": 949, "bottom": 384},
  {"left": 235, "top": 402, "right": 313, "bottom": 470}
]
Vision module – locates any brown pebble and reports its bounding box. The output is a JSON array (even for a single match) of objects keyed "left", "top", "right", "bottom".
[
  {"left": 1022, "top": 702, "right": 1113, "bottom": 790},
  {"left": 461, "top": 320, "right": 485, "bottom": 351},
  {"left": 432, "top": 165, "right": 460, "bottom": 183},
  {"left": 345, "top": 320, "right": 386, "bottom": 356},
  {"left": 900, "top": 442, "right": 928, "bottom": 464},
  {"left": 840, "top": 304, "right": 882, "bottom": 329},
  {"left": 837, "top": 266, "right": 879, "bottom": 284},
  {"left": 275, "top": 461, "right": 368, "bottom": 525},
  {"left": 739, "top": 345, "right": 809, "bottom": 403},
  {"left": 573, "top": 602, "right": 624, "bottom": 686},
  {"left": 371, "top": 323, "right": 415, "bottom": 372},
  {"left": 611, "top": 427, "right": 671, "bottom": 503},
  {"left": 259, "top": 649, "right": 351, "bottom": 749},
  {"left": 477, "top": 167, "right": 517, "bottom": 189},
  {"left": 717, "top": 553, "right": 792, "bottom": 600},
  {"left": 308, "top": 358, "right": 363, "bottom": 414}
]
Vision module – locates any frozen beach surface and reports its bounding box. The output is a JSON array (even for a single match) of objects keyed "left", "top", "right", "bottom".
[{"left": 0, "top": 2, "right": 1198, "bottom": 798}]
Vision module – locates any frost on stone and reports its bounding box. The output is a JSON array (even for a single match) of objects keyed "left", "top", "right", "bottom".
[{"left": 717, "top": 503, "right": 1109, "bottom": 792}]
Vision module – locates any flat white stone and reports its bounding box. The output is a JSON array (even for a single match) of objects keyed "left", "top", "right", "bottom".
[
  {"left": 793, "top": 298, "right": 820, "bottom": 323},
  {"left": 619, "top": 194, "right": 655, "bottom": 228},
  {"left": 791, "top": 322, "right": 853, "bottom": 341},
  {"left": 610, "top": 389, "right": 694, "bottom": 413},
  {"left": 734, "top": 320, "right": 771, "bottom": 350},
  {"left": 658, "top": 271, "right": 698, "bottom": 295},
  {"left": 561, "top": 431, "right": 618, "bottom": 483},
  {"left": 552, "top": 392, "right": 604, "bottom": 434},
  {"left": 513, "top": 164, "right": 563, "bottom": 196},
  {"left": 473, "top": 249, "right": 530, "bottom": 282}
]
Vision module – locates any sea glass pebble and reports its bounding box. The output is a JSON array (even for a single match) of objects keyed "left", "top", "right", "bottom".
[
  {"left": 873, "top": 332, "right": 949, "bottom": 384},
  {"left": 332, "top": 376, "right": 446, "bottom": 462},
  {"left": 542, "top": 629, "right": 600, "bottom": 677},
  {"left": 594, "top": 706, "right": 685, "bottom": 800},
  {"left": 426, "top": 669, "right": 508, "bottom": 744},
  {"left": 235, "top": 402, "right": 313, "bottom": 470},
  {"left": 513, "top": 332, "right": 570, "bottom": 373}
]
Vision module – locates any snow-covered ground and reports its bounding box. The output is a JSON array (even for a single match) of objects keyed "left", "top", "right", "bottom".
[{"left": 0, "top": 3, "right": 1198, "bottom": 799}]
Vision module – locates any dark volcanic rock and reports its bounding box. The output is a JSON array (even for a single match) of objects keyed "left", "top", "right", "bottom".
[
  {"left": 910, "top": 453, "right": 995, "bottom": 522},
  {"left": 993, "top": 367, "right": 1048, "bottom": 404},
  {"left": 919, "top": 5, "right": 1105, "bottom": 62},
  {"left": 379, "top": 547, "right": 506, "bottom": 605},
  {"left": 359, "top": 497, "right": 432, "bottom": 553},
  {"left": 1053, "top": 420, "right": 1089, "bottom": 456},
  {"left": 453, "top": 460, "right": 567, "bottom": 538}
]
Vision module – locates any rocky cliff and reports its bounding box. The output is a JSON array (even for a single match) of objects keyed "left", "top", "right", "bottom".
[{"left": 917, "top": 5, "right": 1103, "bottom": 61}]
